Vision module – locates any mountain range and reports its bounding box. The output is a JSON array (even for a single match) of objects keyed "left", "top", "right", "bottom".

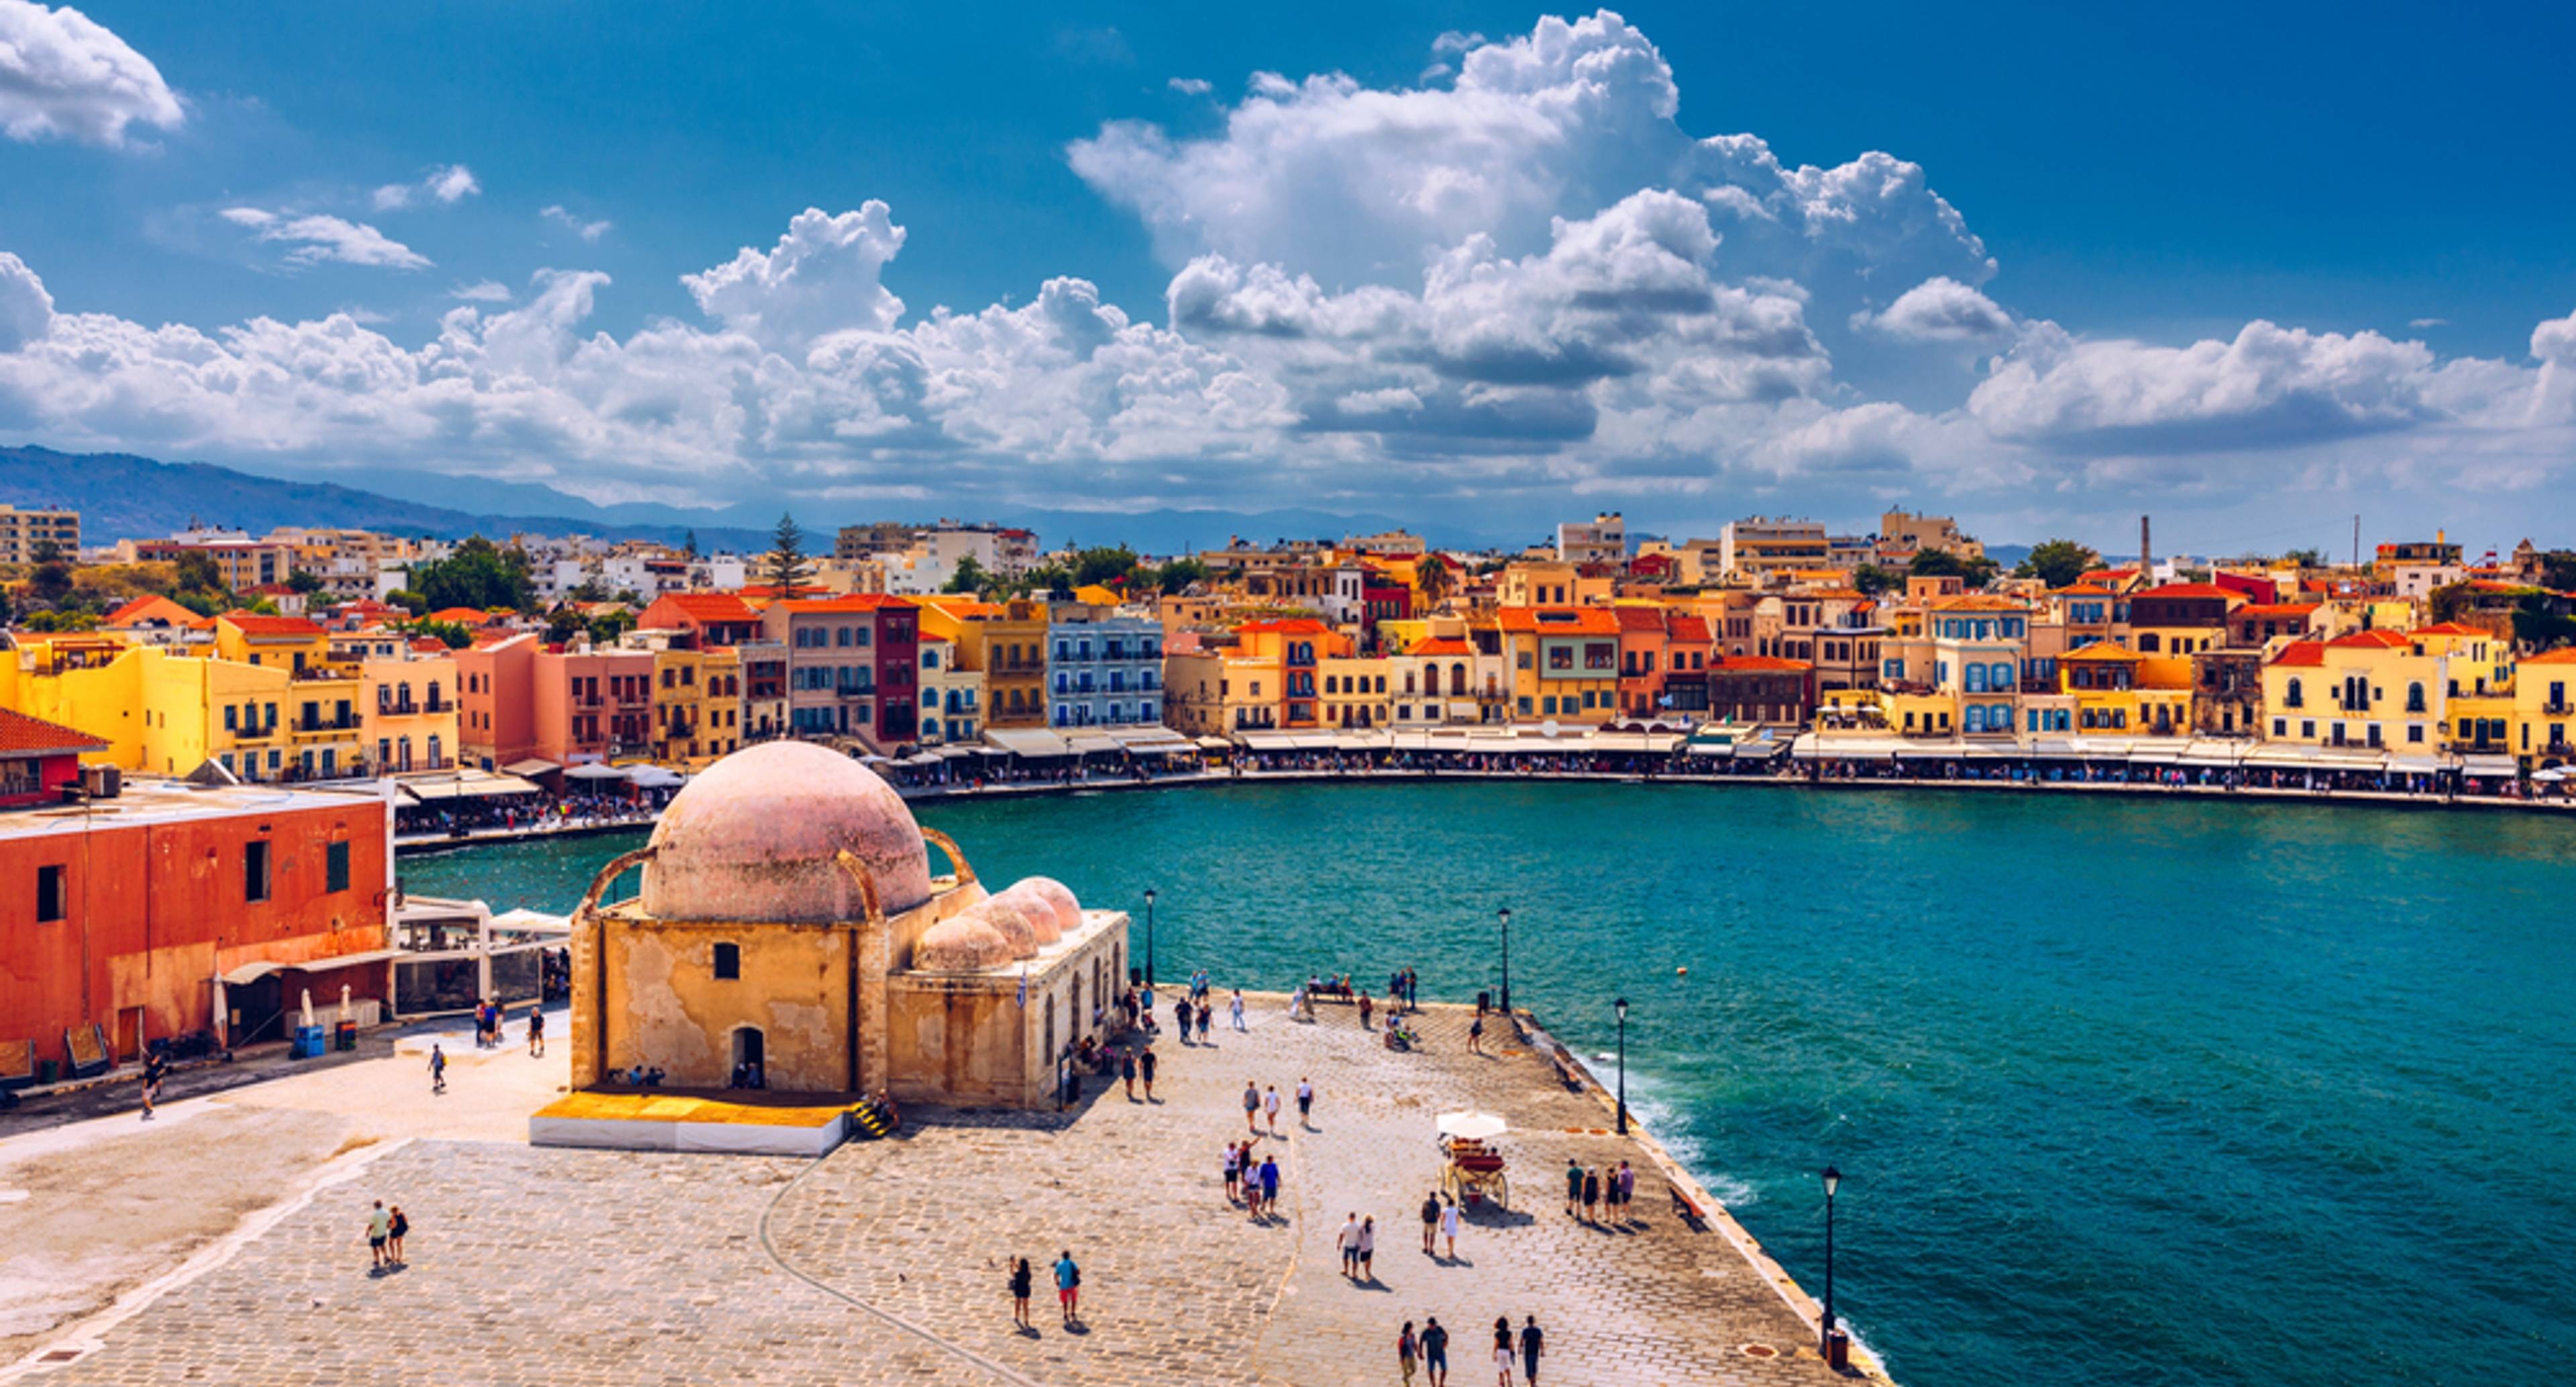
[{"left": 0, "top": 445, "right": 1481, "bottom": 556}]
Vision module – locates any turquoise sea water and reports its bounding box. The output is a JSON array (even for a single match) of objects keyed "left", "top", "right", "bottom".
[{"left": 398, "top": 782, "right": 2576, "bottom": 1387}]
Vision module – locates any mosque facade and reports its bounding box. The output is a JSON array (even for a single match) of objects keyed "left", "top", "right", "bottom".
[{"left": 565, "top": 740, "right": 1126, "bottom": 1108}]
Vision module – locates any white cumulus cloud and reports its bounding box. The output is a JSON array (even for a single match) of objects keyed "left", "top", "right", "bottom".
[
  {"left": 0, "top": 0, "right": 182, "bottom": 147},
  {"left": 221, "top": 207, "right": 432, "bottom": 270},
  {"left": 1854, "top": 276, "right": 2015, "bottom": 343},
  {"left": 374, "top": 163, "right": 481, "bottom": 211},
  {"left": 682, "top": 203, "right": 907, "bottom": 349},
  {"left": 541, "top": 205, "right": 612, "bottom": 242},
  {"left": 0, "top": 249, "right": 54, "bottom": 351}
]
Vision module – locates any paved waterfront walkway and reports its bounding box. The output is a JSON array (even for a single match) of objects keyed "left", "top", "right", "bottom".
[{"left": 6, "top": 999, "right": 1859, "bottom": 1386}]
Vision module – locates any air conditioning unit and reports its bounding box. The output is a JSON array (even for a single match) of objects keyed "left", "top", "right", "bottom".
[{"left": 81, "top": 763, "right": 122, "bottom": 799}]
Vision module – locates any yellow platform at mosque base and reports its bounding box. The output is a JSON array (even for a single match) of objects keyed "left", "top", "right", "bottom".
[{"left": 529, "top": 1089, "right": 864, "bottom": 1156}]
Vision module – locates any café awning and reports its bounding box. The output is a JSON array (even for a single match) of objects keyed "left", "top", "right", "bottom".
[
  {"left": 222, "top": 948, "right": 406, "bottom": 986},
  {"left": 501, "top": 759, "right": 561, "bottom": 777},
  {"left": 2459, "top": 754, "right": 2519, "bottom": 778},
  {"left": 400, "top": 771, "right": 542, "bottom": 801},
  {"left": 985, "top": 728, "right": 1075, "bottom": 758}
]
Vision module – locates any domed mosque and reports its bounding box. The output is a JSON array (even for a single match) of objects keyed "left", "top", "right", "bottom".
[{"left": 555, "top": 741, "right": 1128, "bottom": 1131}]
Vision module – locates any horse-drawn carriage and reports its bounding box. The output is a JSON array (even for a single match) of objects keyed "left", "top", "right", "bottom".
[{"left": 1437, "top": 1111, "right": 1510, "bottom": 1209}]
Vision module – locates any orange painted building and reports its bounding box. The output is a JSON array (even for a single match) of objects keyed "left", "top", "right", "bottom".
[{"left": 0, "top": 780, "right": 394, "bottom": 1073}]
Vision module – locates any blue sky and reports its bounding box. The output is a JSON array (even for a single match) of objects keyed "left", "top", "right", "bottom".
[{"left": 2, "top": 0, "right": 2571, "bottom": 555}]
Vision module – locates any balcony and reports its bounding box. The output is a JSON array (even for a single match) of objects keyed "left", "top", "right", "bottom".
[
  {"left": 2546, "top": 702, "right": 2572, "bottom": 716},
  {"left": 294, "top": 715, "right": 360, "bottom": 733}
]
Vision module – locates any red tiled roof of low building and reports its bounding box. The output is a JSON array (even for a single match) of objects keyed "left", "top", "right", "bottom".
[{"left": 0, "top": 706, "right": 109, "bottom": 755}]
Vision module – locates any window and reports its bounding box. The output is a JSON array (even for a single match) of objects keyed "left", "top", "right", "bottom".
[
  {"left": 245, "top": 840, "right": 272, "bottom": 903},
  {"left": 37, "top": 864, "right": 66, "bottom": 922},
  {"left": 321, "top": 841, "right": 353, "bottom": 893},
  {"left": 714, "top": 942, "right": 741, "bottom": 980},
  {"left": 2273, "top": 718, "right": 2286, "bottom": 736}
]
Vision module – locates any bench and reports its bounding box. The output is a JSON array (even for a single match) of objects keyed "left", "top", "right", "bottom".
[{"left": 1670, "top": 1184, "right": 1707, "bottom": 1230}]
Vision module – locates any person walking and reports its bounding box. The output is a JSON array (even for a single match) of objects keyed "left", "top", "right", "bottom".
[
  {"left": 1295, "top": 1076, "right": 1314, "bottom": 1127},
  {"left": 1224, "top": 1142, "right": 1242, "bottom": 1203},
  {"left": 427, "top": 1043, "right": 447, "bottom": 1095},
  {"left": 1398, "top": 1321, "right": 1420, "bottom": 1386},
  {"left": 1493, "top": 1317, "right": 1516, "bottom": 1386},
  {"left": 1519, "top": 1316, "right": 1544, "bottom": 1385},
  {"left": 1421, "top": 1316, "right": 1450, "bottom": 1387},
  {"left": 1337, "top": 1213, "right": 1361, "bottom": 1277},
  {"left": 1356, "top": 1214, "right": 1376, "bottom": 1280},
  {"left": 1440, "top": 1195, "right": 1462, "bottom": 1260},
  {"left": 1008, "top": 1256, "right": 1034, "bottom": 1330},
  {"left": 1564, "top": 1158, "right": 1585, "bottom": 1219},
  {"left": 1358, "top": 991, "right": 1374, "bottom": 1029},
  {"left": 1175, "top": 997, "right": 1193, "bottom": 1044},
  {"left": 140, "top": 1050, "right": 168, "bottom": 1121},
  {"left": 527, "top": 1007, "right": 545, "bottom": 1058},
  {"left": 1120, "top": 1048, "right": 1138, "bottom": 1101},
  {"left": 1614, "top": 1160, "right": 1635, "bottom": 1223},
  {"left": 1243, "top": 1080, "right": 1260, "bottom": 1133},
  {"left": 1263, "top": 1084, "right": 1281, "bottom": 1135},
  {"left": 1257, "top": 1153, "right": 1281, "bottom": 1219},
  {"left": 1582, "top": 1165, "right": 1602, "bottom": 1223},
  {"left": 1468, "top": 1013, "right": 1485, "bottom": 1054},
  {"left": 386, "top": 1205, "right": 409, "bottom": 1266},
  {"left": 1230, "top": 989, "right": 1246, "bottom": 1031},
  {"left": 364, "top": 1200, "right": 392, "bottom": 1271},
  {"left": 1196, "top": 1003, "right": 1212, "bottom": 1044},
  {"left": 1053, "top": 1249, "right": 1081, "bottom": 1326},
  {"left": 1420, "top": 1190, "right": 1441, "bottom": 1254},
  {"left": 1138, "top": 1046, "right": 1157, "bottom": 1101}
]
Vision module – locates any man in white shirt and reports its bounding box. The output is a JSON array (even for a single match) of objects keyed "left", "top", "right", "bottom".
[{"left": 1338, "top": 1213, "right": 1362, "bottom": 1277}]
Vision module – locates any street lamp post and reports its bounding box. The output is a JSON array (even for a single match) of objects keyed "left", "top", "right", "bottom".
[
  {"left": 1821, "top": 1165, "right": 1842, "bottom": 1358},
  {"left": 1142, "top": 888, "right": 1157, "bottom": 989},
  {"left": 1497, "top": 906, "right": 1511, "bottom": 1014},
  {"left": 1613, "top": 997, "right": 1629, "bottom": 1134}
]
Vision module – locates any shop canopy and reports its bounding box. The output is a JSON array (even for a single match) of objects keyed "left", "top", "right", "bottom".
[{"left": 400, "top": 771, "right": 542, "bottom": 801}]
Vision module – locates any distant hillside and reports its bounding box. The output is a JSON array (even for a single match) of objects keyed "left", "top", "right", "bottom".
[
  {"left": 0, "top": 444, "right": 1505, "bottom": 553},
  {"left": 0, "top": 446, "right": 769, "bottom": 550}
]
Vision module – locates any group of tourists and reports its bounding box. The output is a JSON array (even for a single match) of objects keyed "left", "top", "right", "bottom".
[
  {"left": 1004, "top": 1250, "right": 1084, "bottom": 1330},
  {"left": 1565, "top": 1158, "right": 1638, "bottom": 1224},
  {"left": 361, "top": 1199, "right": 411, "bottom": 1273},
  {"left": 1226, "top": 1140, "right": 1284, "bottom": 1219},
  {"left": 1396, "top": 1315, "right": 1546, "bottom": 1387}
]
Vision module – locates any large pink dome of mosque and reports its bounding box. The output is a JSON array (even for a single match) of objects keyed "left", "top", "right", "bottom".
[{"left": 640, "top": 741, "right": 934, "bottom": 924}]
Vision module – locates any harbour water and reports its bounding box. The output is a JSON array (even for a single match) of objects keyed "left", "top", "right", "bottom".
[{"left": 398, "top": 781, "right": 2576, "bottom": 1387}]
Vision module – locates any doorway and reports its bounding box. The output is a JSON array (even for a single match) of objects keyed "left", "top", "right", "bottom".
[
  {"left": 115, "top": 1006, "right": 146, "bottom": 1061},
  {"left": 731, "top": 1026, "right": 765, "bottom": 1085}
]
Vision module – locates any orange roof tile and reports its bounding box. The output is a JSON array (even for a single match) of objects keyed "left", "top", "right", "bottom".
[
  {"left": 2326, "top": 629, "right": 2411, "bottom": 650},
  {"left": 1610, "top": 606, "right": 1668, "bottom": 633},
  {"left": 1408, "top": 638, "right": 1475, "bottom": 656},
  {"left": 780, "top": 594, "right": 918, "bottom": 614},
  {"left": 2133, "top": 583, "right": 2243, "bottom": 601},
  {"left": 652, "top": 592, "right": 759, "bottom": 623},
  {"left": 2522, "top": 647, "right": 2576, "bottom": 665},
  {"left": 1240, "top": 617, "right": 1330, "bottom": 634},
  {"left": 427, "top": 606, "right": 494, "bottom": 624},
  {"left": 2271, "top": 641, "right": 2326, "bottom": 668},
  {"left": 2410, "top": 622, "right": 2485, "bottom": 637},
  {"left": 1667, "top": 615, "right": 1711, "bottom": 643},
  {"left": 1496, "top": 607, "right": 1621, "bottom": 634},
  {"left": 2062, "top": 641, "right": 2141, "bottom": 661},
  {"left": 1927, "top": 594, "right": 2024, "bottom": 611},
  {"left": 0, "top": 707, "right": 107, "bottom": 755},
  {"left": 103, "top": 594, "right": 196, "bottom": 626},
  {"left": 217, "top": 611, "right": 325, "bottom": 639}
]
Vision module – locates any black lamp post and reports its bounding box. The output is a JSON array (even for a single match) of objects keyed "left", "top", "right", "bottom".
[
  {"left": 1142, "top": 888, "right": 1157, "bottom": 989},
  {"left": 1497, "top": 906, "right": 1511, "bottom": 1014},
  {"left": 1613, "top": 996, "right": 1629, "bottom": 1134},
  {"left": 1821, "top": 1164, "right": 1842, "bottom": 1357}
]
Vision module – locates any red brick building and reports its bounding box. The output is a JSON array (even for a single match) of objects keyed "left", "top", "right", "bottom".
[{"left": 1, "top": 779, "right": 394, "bottom": 1074}]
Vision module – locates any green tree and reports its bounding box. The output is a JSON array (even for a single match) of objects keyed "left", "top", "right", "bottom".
[
  {"left": 286, "top": 569, "right": 325, "bottom": 595},
  {"left": 1852, "top": 563, "right": 1900, "bottom": 596},
  {"left": 1073, "top": 545, "right": 1140, "bottom": 588},
  {"left": 2511, "top": 596, "right": 2576, "bottom": 651},
  {"left": 2538, "top": 550, "right": 2576, "bottom": 592},
  {"left": 1153, "top": 556, "right": 1209, "bottom": 595},
  {"left": 1016, "top": 562, "right": 1075, "bottom": 599},
  {"left": 943, "top": 554, "right": 992, "bottom": 595},
  {"left": 765, "top": 513, "right": 814, "bottom": 596},
  {"left": 1908, "top": 549, "right": 1997, "bottom": 587},
  {"left": 682, "top": 528, "right": 701, "bottom": 560},
  {"left": 564, "top": 576, "right": 613, "bottom": 604},
  {"left": 409, "top": 619, "right": 474, "bottom": 649},
  {"left": 2014, "top": 539, "right": 2101, "bottom": 590},
  {"left": 588, "top": 610, "right": 638, "bottom": 645},
  {"left": 412, "top": 537, "right": 536, "bottom": 612},
  {"left": 2282, "top": 547, "right": 2328, "bottom": 568},
  {"left": 28, "top": 559, "right": 74, "bottom": 607},
  {"left": 386, "top": 588, "right": 429, "bottom": 616},
  {"left": 1414, "top": 553, "right": 1454, "bottom": 609},
  {"left": 2426, "top": 581, "right": 2476, "bottom": 625},
  {"left": 30, "top": 539, "right": 63, "bottom": 565}
]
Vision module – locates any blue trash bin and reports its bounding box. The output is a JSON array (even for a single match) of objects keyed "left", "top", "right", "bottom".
[{"left": 290, "top": 1025, "right": 327, "bottom": 1059}]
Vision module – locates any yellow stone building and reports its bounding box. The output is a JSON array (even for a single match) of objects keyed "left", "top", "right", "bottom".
[
  {"left": 919, "top": 597, "right": 1050, "bottom": 728},
  {"left": 1498, "top": 606, "right": 1620, "bottom": 724}
]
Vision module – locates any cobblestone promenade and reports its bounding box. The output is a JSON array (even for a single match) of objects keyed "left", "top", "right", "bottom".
[{"left": 32, "top": 1001, "right": 1849, "bottom": 1387}]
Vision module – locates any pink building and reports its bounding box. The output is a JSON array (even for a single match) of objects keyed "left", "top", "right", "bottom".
[{"left": 456, "top": 634, "right": 655, "bottom": 768}]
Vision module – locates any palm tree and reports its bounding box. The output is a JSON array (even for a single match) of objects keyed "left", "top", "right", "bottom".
[{"left": 1416, "top": 553, "right": 1454, "bottom": 612}]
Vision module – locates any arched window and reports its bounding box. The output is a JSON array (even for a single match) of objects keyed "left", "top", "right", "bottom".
[
  {"left": 2138, "top": 632, "right": 2160, "bottom": 652},
  {"left": 2286, "top": 677, "right": 2304, "bottom": 709},
  {"left": 2406, "top": 682, "right": 2426, "bottom": 713}
]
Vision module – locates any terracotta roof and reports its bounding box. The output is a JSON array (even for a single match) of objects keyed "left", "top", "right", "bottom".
[
  {"left": 922, "top": 596, "right": 1005, "bottom": 618},
  {"left": 2410, "top": 622, "right": 2485, "bottom": 637},
  {"left": 1667, "top": 615, "right": 1711, "bottom": 643},
  {"left": 1927, "top": 595, "right": 2023, "bottom": 611},
  {"left": 1711, "top": 655, "right": 1811, "bottom": 673},
  {"left": 0, "top": 707, "right": 107, "bottom": 756},
  {"left": 780, "top": 594, "right": 917, "bottom": 615},
  {"left": 409, "top": 638, "right": 448, "bottom": 654},
  {"left": 1611, "top": 606, "right": 1669, "bottom": 633},
  {"left": 427, "top": 606, "right": 495, "bottom": 624},
  {"left": 1408, "top": 638, "right": 1475, "bottom": 657},
  {"left": 217, "top": 611, "right": 324, "bottom": 639},
  {"left": 2062, "top": 641, "right": 2141, "bottom": 661},
  {"left": 2270, "top": 641, "right": 2326, "bottom": 668},
  {"left": 2049, "top": 584, "right": 2117, "bottom": 597},
  {"left": 2236, "top": 603, "right": 2319, "bottom": 617},
  {"left": 1496, "top": 607, "right": 1621, "bottom": 635},
  {"left": 2132, "top": 582, "right": 2242, "bottom": 601},
  {"left": 2522, "top": 647, "right": 2576, "bottom": 665},
  {"left": 1239, "top": 617, "right": 1330, "bottom": 634},
  {"left": 103, "top": 594, "right": 196, "bottom": 626},
  {"left": 651, "top": 592, "right": 759, "bottom": 623},
  {"left": 2326, "top": 629, "right": 2411, "bottom": 651}
]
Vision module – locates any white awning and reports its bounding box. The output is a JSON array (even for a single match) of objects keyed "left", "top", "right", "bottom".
[
  {"left": 400, "top": 771, "right": 542, "bottom": 801},
  {"left": 2383, "top": 755, "right": 2444, "bottom": 774},
  {"left": 2460, "top": 754, "right": 2519, "bottom": 777},
  {"left": 1062, "top": 730, "right": 1124, "bottom": 755},
  {"left": 1895, "top": 742, "right": 1968, "bottom": 758},
  {"left": 564, "top": 762, "right": 629, "bottom": 781},
  {"left": 221, "top": 948, "right": 406, "bottom": 986},
  {"left": 1238, "top": 730, "right": 1295, "bottom": 752},
  {"left": 500, "top": 759, "right": 560, "bottom": 777},
  {"left": 1794, "top": 736, "right": 1906, "bottom": 759},
  {"left": 1733, "top": 738, "right": 1791, "bottom": 759},
  {"left": 1109, "top": 726, "right": 1191, "bottom": 751},
  {"left": 1289, "top": 732, "right": 1340, "bottom": 751},
  {"left": 2245, "top": 746, "right": 2387, "bottom": 771},
  {"left": 985, "top": 728, "right": 1075, "bottom": 757},
  {"left": 1193, "top": 735, "right": 1234, "bottom": 751}
]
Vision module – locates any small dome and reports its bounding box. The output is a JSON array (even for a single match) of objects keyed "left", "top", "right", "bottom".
[
  {"left": 642, "top": 742, "right": 932, "bottom": 924},
  {"left": 915, "top": 912, "right": 1014, "bottom": 972},
  {"left": 971, "top": 897, "right": 1040, "bottom": 958},
  {"left": 990, "top": 883, "right": 1064, "bottom": 945},
  {"left": 1005, "top": 877, "right": 1083, "bottom": 938}
]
